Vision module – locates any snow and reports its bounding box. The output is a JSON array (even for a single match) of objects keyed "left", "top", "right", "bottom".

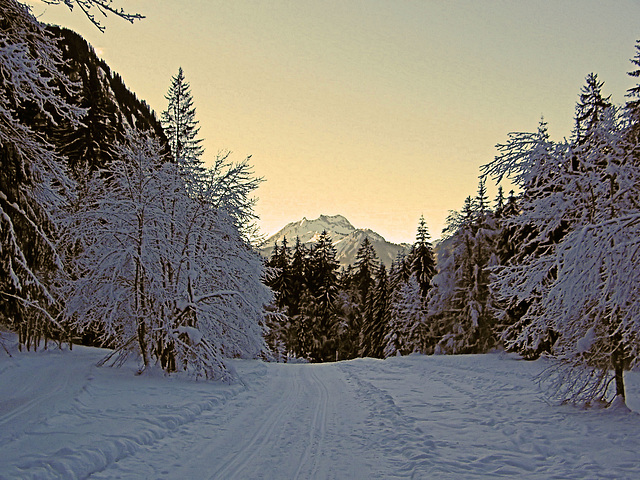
[
  {"left": 576, "top": 327, "right": 596, "bottom": 353},
  {"left": 2, "top": 338, "right": 640, "bottom": 479},
  {"left": 176, "top": 326, "right": 203, "bottom": 346},
  {"left": 261, "top": 214, "right": 409, "bottom": 267}
]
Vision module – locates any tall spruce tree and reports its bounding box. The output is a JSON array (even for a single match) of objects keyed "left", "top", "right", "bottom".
[
  {"left": 411, "top": 215, "right": 436, "bottom": 300},
  {"left": 161, "top": 68, "right": 261, "bottom": 241},
  {"left": 361, "top": 263, "right": 391, "bottom": 358},
  {"left": 627, "top": 40, "right": 640, "bottom": 134},
  {"left": 162, "top": 67, "right": 204, "bottom": 170},
  {"left": 573, "top": 73, "right": 612, "bottom": 148},
  {"left": 304, "top": 231, "right": 339, "bottom": 361},
  {"left": 353, "top": 237, "right": 379, "bottom": 305},
  {"left": 266, "top": 238, "right": 292, "bottom": 311}
]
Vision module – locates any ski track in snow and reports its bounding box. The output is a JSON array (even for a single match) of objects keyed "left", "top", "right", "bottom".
[
  {"left": 2, "top": 345, "right": 640, "bottom": 479},
  {"left": 88, "top": 362, "right": 373, "bottom": 480},
  {"left": 207, "top": 365, "right": 305, "bottom": 479}
]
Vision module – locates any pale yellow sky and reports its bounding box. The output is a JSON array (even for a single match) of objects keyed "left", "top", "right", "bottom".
[{"left": 28, "top": 0, "right": 640, "bottom": 243}]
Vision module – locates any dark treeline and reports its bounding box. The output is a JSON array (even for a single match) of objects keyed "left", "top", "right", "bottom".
[{"left": 263, "top": 192, "right": 503, "bottom": 363}]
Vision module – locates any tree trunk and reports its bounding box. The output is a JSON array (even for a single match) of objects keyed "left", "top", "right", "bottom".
[
  {"left": 612, "top": 344, "right": 625, "bottom": 401},
  {"left": 137, "top": 320, "right": 149, "bottom": 368}
]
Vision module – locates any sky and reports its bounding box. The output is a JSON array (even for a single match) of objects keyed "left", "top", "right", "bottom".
[{"left": 27, "top": 0, "right": 640, "bottom": 243}]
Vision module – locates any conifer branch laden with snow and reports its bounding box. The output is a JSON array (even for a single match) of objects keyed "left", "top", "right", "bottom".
[
  {"left": 484, "top": 67, "right": 640, "bottom": 405},
  {"left": 1, "top": 0, "right": 83, "bottom": 348}
]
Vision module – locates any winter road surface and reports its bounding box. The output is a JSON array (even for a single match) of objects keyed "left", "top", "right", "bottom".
[{"left": 1, "top": 342, "right": 640, "bottom": 479}]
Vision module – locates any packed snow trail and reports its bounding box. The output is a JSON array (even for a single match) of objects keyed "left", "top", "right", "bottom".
[
  {"left": 90, "top": 362, "right": 379, "bottom": 480},
  {"left": 1, "top": 342, "right": 640, "bottom": 479}
]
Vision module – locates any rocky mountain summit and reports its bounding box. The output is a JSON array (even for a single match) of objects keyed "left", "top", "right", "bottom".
[{"left": 260, "top": 215, "right": 409, "bottom": 267}]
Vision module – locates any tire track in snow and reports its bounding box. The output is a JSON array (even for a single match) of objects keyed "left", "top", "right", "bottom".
[
  {"left": 208, "top": 365, "right": 303, "bottom": 480},
  {"left": 90, "top": 361, "right": 377, "bottom": 480},
  {"left": 293, "top": 365, "right": 329, "bottom": 480}
]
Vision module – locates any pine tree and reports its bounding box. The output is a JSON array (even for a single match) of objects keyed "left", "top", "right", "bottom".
[
  {"left": 289, "top": 237, "right": 308, "bottom": 318},
  {"left": 162, "top": 67, "right": 204, "bottom": 168},
  {"left": 161, "top": 69, "right": 261, "bottom": 241},
  {"left": 573, "top": 73, "right": 612, "bottom": 158},
  {"left": 304, "top": 231, "right": 339, "bottom": 361},
  {"left": 308, "top": 231, "right": 339, "bottom": 312},
  {"left": 361, "top": 263, "right": 391, "bottom": 358},
  {"left": 352, "top": 237, "right": 379, "bottom": 305},
  {"left": 266, "top": 237, "right": 292, "bottom": 310},
  {"left": 626, "top": 40, "right": 640, "bottom": 142},
  {"left": 410, "top": 215, "right": 436, "bottom": 300},
  {"left": 494, "top": 186, "right": 505, "bottom": 216},
  {"left": 389, "top": 251, "right": 412, "bottom": 288}
]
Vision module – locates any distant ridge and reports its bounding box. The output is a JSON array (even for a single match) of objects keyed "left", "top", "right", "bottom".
[{"left": 260, "top": 215, "right": 410, "bottom": 267}]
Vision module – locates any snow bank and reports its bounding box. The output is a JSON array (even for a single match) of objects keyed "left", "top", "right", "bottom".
[{"left": 0, "top": 336, "right": 248, "bottom": 479}]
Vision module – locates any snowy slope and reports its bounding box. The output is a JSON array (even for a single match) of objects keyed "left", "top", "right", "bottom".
[
  {"left": 260, "top": 214, "right": 409, "bottom": 267},
  {"left": 2, "top": 334, "right": 640, "bottom": 479}
]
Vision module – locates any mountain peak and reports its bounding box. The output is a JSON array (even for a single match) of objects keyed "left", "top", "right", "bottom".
[{"left": 261, "top": 214, "right": 408, "bottom": 267}]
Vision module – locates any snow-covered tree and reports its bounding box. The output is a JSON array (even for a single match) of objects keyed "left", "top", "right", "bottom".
[
  {"left": 482, "top": 119, "right": 569, "bottom": 359},
  {"left": 0, "top": 0, "right": 84, "bottom": 348},
  {"left": 484, "top": 69, "right": 640, "bottom": 404},
  {"left": 65, "top": 132, "right": 270, "bottom": 379},
  {"left": 427, "top": 181, "right": 499, "bottom": 355},
  {"left": 384, "top": 274, "right": 424, "bottom": 357}
]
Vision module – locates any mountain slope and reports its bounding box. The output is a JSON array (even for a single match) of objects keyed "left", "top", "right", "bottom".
[
  {"left": 260, "top": 215, "right": 409, "bottom": 267},
  {"left": 49, "top": 26, "right": 168, "bottom": 176}
]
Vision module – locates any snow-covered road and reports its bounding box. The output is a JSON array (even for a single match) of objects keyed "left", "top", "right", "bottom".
[{"left": 1, "top": 341, "right": 640, "bottom": 479}]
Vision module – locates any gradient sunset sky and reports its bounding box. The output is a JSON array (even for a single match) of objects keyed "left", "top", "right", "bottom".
[{"left": 29, "top": 0, "right": 640, "bottom": 243}]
